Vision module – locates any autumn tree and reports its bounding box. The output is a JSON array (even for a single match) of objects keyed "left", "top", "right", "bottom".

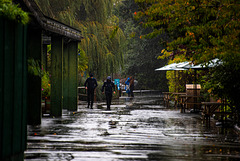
[
  {"left": 135, "top": 0, "right": 239, "bottom": 61},
  {"left": 134, "top": 0, "right": 240, "bottom": 123}
]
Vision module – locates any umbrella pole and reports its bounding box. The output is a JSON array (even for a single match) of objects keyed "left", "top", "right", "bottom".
[
  {"left": 194, "top": 70, "right": 197, "bottom": 112},
  {"left": 174, "top": 71, "right": 177, "bottom": 92}
]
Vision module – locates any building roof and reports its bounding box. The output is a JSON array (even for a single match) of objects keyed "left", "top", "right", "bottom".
[{"left": 16, "top": 0, "right": 83, "bottom": 41}]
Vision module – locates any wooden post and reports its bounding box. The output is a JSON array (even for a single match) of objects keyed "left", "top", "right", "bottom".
[
  {"left": 68, "top": 41, "right": 78, "bottom": 111},
  {"left": 63, "top": 43, "right": 69, "bottom": 109},
  {"left": 27, "top": 28, "right": 42, "bottom": 125},
  {"left": 42, "top": 44, "right": 48, "bottom": 71},
  {"left": 51, "top": 36, "right": 63, "bottom": 116}
]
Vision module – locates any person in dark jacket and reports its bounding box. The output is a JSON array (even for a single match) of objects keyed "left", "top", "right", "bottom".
[
  {"left": 101, "top": 76, "right": 115, "bottom": 110},
  {"left": 84, "top": 73, "right": 98, "bottom": 109}
]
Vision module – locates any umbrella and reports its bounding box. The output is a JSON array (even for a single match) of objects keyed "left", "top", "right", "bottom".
[
  {"left": 155, "top": 62, "right": 189, "bottom": 93},
  {"left": 155, "top": 62, "right": 188, "bottom": 71},
  {"left": 182, "top": 58, "right": 222, "bottom": 69},
  {"left": 155, "top": 58, "right": 222, "bottom": 93}
]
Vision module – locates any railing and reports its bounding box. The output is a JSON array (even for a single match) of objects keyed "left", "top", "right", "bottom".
[
  {"left": 133, "top": 90, "right": 163, "bottom": 95},
  {"left": 78, "top": 87, "right": 87, "bottom": 101},
  {"left": 78, "top": 86, "right": 96, "bottom": 102}
]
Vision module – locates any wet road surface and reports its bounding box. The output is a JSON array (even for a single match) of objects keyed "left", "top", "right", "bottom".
[{"left": 25, "top": 95, "right": 240, "bottom": 161}]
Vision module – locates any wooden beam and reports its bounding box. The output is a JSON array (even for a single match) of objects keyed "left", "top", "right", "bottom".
[
  {"left": 27, "top": 28, "right": 42, "bottom": 125},
  {"left": 63, "top": 43, "right": 69, "bottom": 109},
  {"left": 68, "top": 41, "right": 78, "bottom": 111},
  {"left": 51, "top": 36, "right": 63, "bottom": 116}
]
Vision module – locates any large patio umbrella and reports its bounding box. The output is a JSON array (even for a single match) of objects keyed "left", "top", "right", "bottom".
[
  {"left": 178, "top": 58, "right": 222, "bottom": 88},
  {"left": 155, "top": 58, "right": 222, "bottom": 90},
  {"left": 155, "top": 62, "right": 188, "bottom": 71},
  {"left": 180, "top": 58, "right": 222, "bottom": 111},
  {"left": 155, "top": 62, "right": 189, "bottom": 92},
  {"left": 182, "top": 58, "right": 222, "bottom": 69}
]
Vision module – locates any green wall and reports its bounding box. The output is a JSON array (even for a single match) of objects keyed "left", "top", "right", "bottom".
[
  {"left": 27, "top": 28, "right": 42, "bottom": 125},
  {"left": 0, "top": 17, "right": 27, "bottom": 161},
  {"left": 51, "top": 36, "right": 63, "bottom": 116}
]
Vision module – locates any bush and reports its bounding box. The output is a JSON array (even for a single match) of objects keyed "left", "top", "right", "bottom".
[
  {"left": 42, "top": 70, "right": 50, "bottom": 98},
  {"left": 0, "top": 0, "right": 29, "bottom": 24}
]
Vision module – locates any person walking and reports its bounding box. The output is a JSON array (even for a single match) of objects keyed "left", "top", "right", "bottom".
[
  {"left": 125, "top": 77, "right": 134, "bottom": 97},
  {"left": 129, "top": 76, "right": 134, "bottom": 97},
  {"left": 84, "top": 73, "right": 98, "bottom": 109},
  {"left": 125, "top": 77, "right": 130, "bottom": 96},
  {"left": 101, "top": 76, "right": 115, "bottom": 110}
]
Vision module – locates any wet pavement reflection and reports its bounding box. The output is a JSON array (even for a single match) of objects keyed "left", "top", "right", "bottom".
[{"left": 25, "top": 95, "right": 240, "bottom": 161}]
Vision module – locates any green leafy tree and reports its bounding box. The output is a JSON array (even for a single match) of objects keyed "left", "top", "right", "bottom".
[
  {"left": 116, "top": 0, "right": 168, "bottom": 90},
  {"left": 134, "top": 0, "right": 240, "bottom": 64},
  {"left": 0, "top": 0, "right": 29, "bottom": 24},
  {"left": 35, "top": 0, "right": 125, "bottom": 79},
  {"left": 134, "top": 0, "right": 240, "bottom": 123},
  {"left": 78, "top": 49, "right": 88, "bottom": 75}
]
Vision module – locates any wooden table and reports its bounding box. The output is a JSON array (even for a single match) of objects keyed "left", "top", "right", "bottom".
[
  {"left": 201, "top": 102, "right": 223, "bottom": 126},
  {"left": 179, "top": 95, "right": 203, "bottom": 113},
  {"left": 172, "top": 92, "right": 186, "bottom": 108},
  {"left": 162, "top": 92, "right": 172, "bottom": 108}
]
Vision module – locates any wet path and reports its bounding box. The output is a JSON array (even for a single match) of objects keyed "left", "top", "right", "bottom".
[{"left": 25, "top": 95, "right": 240, "bottom": 161}]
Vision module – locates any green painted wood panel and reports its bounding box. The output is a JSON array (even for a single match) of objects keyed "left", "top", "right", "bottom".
[
  {"left": 21, "top": 25, "right": 28, "bottom": 152},
  {"left": 63, "top": 44, "right": 69, "bottom": 109},
  {"left": 42, "top": 44, "right": 48, "bottom": 71},
  {"left": 68, "top": 41, "right": 78, "bottom": 111},
  {"left": 13, "top": 23, "right": 23, "bottom": 154},
  {"left": 0, "top": 17, "right": 27, "bottom": 161},
  {"left": 3, "top": 19, "right": 15, "bottom": 158},
  {"left": 0, "top": 17, "right": 4, "bottom": 160},
  {"left": 51, "top": 36, "right": 63, "bottom": 116},
  {"left": 27, "top": 28, "right": 42, "bottom": 125}
]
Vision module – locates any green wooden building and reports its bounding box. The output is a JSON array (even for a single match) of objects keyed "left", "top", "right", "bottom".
[{"left": 0, "top": 0, "right": 82, "bottom": 160}]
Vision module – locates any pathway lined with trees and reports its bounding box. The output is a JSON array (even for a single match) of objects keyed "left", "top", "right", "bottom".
[{"left": 1, "top": 0, "right": 240, "bottom": 161}]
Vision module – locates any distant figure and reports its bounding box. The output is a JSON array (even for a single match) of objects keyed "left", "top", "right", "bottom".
[
  {"left": 129, "top": 76, "right": 134, "bottom": 97},
  {"left": 125, "top": 77, "right": 130, "bottom": 95},
  {"left": 84, "top": 73, "right": 98, "bottom": 109},
  {"left": 101, "top": 76, "right": 115, "bottom": 110}
]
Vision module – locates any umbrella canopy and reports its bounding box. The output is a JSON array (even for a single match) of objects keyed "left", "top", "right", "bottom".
[
  {"left": 182, "top": 58, "right": 222, "bottom": 69},
  {"left": 155, "top": 62, "right": 188, "bottom": 71},
  {"left": 176, "top": 61, "right": 191, "bottom": 68},
  {"left": 155, "top": 58, "right": 222, "bottom": 71}
]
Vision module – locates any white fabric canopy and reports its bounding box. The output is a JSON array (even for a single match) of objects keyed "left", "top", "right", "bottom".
[
  {"left": 155, "top": 62, "right": 188, "bottom": 71},
  {"left": 187, "top": 58, "right": 222, "bottom": 69},
  {"left": 155, "top": 58, "right": 222, "bottom": 71}
]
